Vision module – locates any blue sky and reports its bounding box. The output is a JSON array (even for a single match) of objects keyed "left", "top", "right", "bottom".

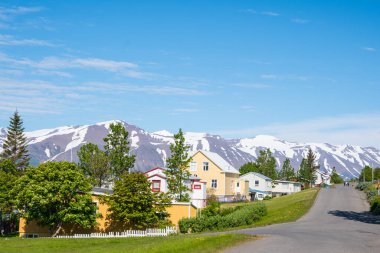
[{"left": 0, "top": 1, "right": 380, "bottom": 147}]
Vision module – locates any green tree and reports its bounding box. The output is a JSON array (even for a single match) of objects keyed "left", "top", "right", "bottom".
[
  {"left": 104, "top": 123, "right": 135, "bottom": 178},
  {"left": 359, "top": 166, "right": 380, "bottom": 182},
  {"left": 1, "top": 111, "right": 30, "bottom": 171},
  {"left": 255, "top": 149, "right": 277, "bottom": 179},
  {"left": 11, "top": 161, "right": 97, "bottom": 237},
  {"left": 165, "top": 128, "right": 191, "bottom": 202},
  {"left": 278, "top": 158, "right": 295, "bottom": 180},
  {"left": 104, "top": 172, "right": 171, "bottom": 229},
  {"left": 330, "top": 167, "right": 344, "bottom": 184},
  {"left": 297, "top": 158, "right": 309, "bottom": 184},
  {"left": 239, "top": 149, "right": 277, "bottom": 179},
  {"left": 305, "top": 148, "right": 318, "bottom": 187},
  {"left": 239, "top": 162, "right": 259, "bottom": 175},
  {"left": 77, "top": 143, "right": 111, "bottom": 187}
]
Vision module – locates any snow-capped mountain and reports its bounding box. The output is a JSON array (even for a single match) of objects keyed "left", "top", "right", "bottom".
[{"left": 1, "top": 120, "right": 379, "bottom": 178}]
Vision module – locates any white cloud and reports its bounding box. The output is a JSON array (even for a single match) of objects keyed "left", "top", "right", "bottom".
[
  {"left": 0, "top": 34, "right": 54, "bottom": 46},
  {"left": 262, "top": 11, "right": 279, "bottom": 16},
  {"left": 215, "top": 113, "right": 380, "bottom": 148},
  {"left": 291, "top": 18, "right": 310, "bottom": 24},
  {"left": 260, "top": 73, "right": 309, "bottom": 81},
  {"left": 0, "top": 6, "right": 42, "bottom": 21},
  {"left": 233, "top": 83, "right": 270, "bottom": 89},
  {"left": 240, "top": 105, "right": 255, "bottom": 112},
  {"left": 362, "top": 47, "right": 376, "bottom": 52}
]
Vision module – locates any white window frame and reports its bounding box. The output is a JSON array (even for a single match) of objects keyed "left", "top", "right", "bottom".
[
  {"left": 190, "top": 161, "right": 197, "bottom": 172},
  {"left": 203, "top": 162, "right": 209, "bottom": 171},
  {"left": 211, "top": 179, "right": 217, "bottom": 188}
]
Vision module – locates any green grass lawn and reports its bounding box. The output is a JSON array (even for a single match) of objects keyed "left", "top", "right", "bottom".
[
  {"left": 221, "top": 188, "right": 319, "bottom": 228},
  {"left": 0, "top": 233, "right": 255, "bottom": 253}
]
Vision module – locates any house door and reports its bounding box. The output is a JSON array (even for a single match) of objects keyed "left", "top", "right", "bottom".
[{"left": 250, "top": 193, "right": 256, "bottom": 201}]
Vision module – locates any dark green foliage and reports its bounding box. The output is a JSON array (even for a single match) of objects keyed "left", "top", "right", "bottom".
[
  {"left": 370, "top": 196, "right": 380, "bottom": 215},
  {"left": 239, "top": 162, "right": 259, "bottom": 175},
  {"left": 330, "top": 167, "right": 344, "bottom": 184},
  {"left": 359, "top": 166, "right": 380, "bottom": 182},
  {"left": 297, "top": 149, "right": 318, "bottom": 187},
  {"left": 355, "top": 182, "right": 372, "bottom": 191},
  {"left": 201, "top": 201, "right": 221, "bottom": 217},
  {"left": 104, "top": 172, "right": 171, "bottom": 230},
  {"left": 239, "top": 149, "right": 277, "bottom": 179},
  {"left": 103, "top": 122, "right": 135, "bottom": 178},
  {"left": 278, "top": 158, "right": 295, "bottom": 180},
  {"left": 11, "top": 161, "right": 97, "bottom": 237},
  {"left": 178, "top": 203, "right": 267, "bottom": 233},
  {"left": 0, "top": 169, "right": 17, "bottom": 214},
  {"left": 77, "top": 143, "right": 111, "bottom": 187},
  {"left": 165, "top": 128, "right": 191, "bottom": 202},
  {"left": 1, "top": 111, "right": 30, "bottom": 171}
]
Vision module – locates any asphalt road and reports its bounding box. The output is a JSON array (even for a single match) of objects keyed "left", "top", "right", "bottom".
[{"left": 223, "top": 185, "right": 380, "bottom": 253}]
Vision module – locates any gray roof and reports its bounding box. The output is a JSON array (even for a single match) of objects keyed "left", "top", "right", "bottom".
[
  {"left": 92, "top": 187, "right": 113, "bottom": 195},
  {"left": 240, "top": 172, "right": 272, "bottom": 181}
]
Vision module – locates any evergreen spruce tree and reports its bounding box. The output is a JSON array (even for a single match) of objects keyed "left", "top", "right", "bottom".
[
  {"left": 165, "top": 128, "right": 191, "bottom": 202},
  {"left": 297, "top": 158, "right": 308, "bottom": 184},
  {"left": 305, "top": 148, "right": 318, "bottom": 187},
  {"left": 1, "top": 111, "right": 30, "bottom": 171},
  {"left": 278, "top": 158, "right": 295, "bottom": 180}
]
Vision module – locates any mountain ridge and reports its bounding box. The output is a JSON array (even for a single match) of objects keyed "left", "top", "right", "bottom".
[{"left": 1, "top": 119, "right": 379, "bottom": 179}]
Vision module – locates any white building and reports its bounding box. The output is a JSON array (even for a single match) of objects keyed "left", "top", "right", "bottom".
[
  {"left": 239, "top": 172, "right": 273, "bottom": 201},
  {"left": 144, "top": 167, "right": 207, "bottom": 208},
  {"left": 272, "top": 180, "right": 302, "bottom": 196}
]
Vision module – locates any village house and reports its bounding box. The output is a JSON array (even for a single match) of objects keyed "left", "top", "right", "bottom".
[
  {"left": 188, "top": 150, "right": 249, "bottom": 202},
  {"left": 314, "top": 169, "right": 331, "bottom": 186},
  {"left": 272, "top": 180, "right": 302, "bottom": 196},
  {"left": 144, "top": 167, "right": 207, "bottom": 208},
  {"left": 19, "top": 187, "right": 197, "bottom": 238},
  {"left": 239, "top": 172, "right": 273, "bottom": 201}
]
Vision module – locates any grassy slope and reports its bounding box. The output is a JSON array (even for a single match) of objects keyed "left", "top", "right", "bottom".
[
  {"left": 221, "top": 188, "right": 319, "bottom": 228},
  {"left": 0, "top": 234, "right": 254, "bottom": 253}
]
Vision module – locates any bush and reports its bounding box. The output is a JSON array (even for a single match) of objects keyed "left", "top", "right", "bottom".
[
  {"left": 263, "top": 195, "right": 272, "bottom": 200},
  {"left": 370, "top": 196, "right": 380, "bottom": 215},
  {"left": 367, "top": 190, "right": 378, "bottom": 203},
  {"left": 178, "top": 203, "right": 267, "bottom": 233},
  {"left": 356, "top": 182, "right": 372, "bottom": 191}
]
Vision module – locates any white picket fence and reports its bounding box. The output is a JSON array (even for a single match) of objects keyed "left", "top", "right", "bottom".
[{"left": 55, "top": 226, "right": 177, "bottom": 239}]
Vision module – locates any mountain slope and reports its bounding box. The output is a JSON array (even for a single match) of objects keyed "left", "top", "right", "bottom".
[{"left": 1, "top": 120, "right": 379, "bottom": 178}]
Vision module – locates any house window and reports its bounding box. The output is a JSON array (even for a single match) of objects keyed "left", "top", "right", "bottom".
[
  {"left": 211, "top": 179, "right": 217, "bottom": 188},
  {"left": 193, "top": 184, "right": 201, "bottom": 190},
  {"left": 203, "top": 162, "right": 209, "bottom": 171},
  {"left": 152, "top": 180, "right": 161, "bottom": 192},
  {"left": 255, "top": 180, "right": 259, "bottom": 187},
  {"left": 237, "top": 182, "right": 240, "bottom": 187},
  {"left": 258, "top": 194, "right": 263, "bottom": 198},
  {"left": 190, "top": 161, "right": 197, "bottom": 172},
  {"left": 91, "top": 202, "right": 98, "bottom": 215}
]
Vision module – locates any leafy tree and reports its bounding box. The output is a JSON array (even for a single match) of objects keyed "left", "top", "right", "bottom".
[
  {"left": 11, "top": 161, "right": 97, "bottom": 237},
  {"left": 1, "top": 111, "right": 30, "bottom": 171},
  {"left": 359, "top": 166, "right": 380, "bottom": 182},
  {"left": 330, "top": 167, "right": 344, "bottom": 184},
  {"left": 104, "top": 123, "right": 135, "bottom": 178},
  {"left": 278, "top": 158, "right": 295, "bottom": 180},
  {"left": 239, "top": 149, "right": 277, "bottom": 179},
  {"left": 104, "top": 172, "right": 171, "bottom": 229},
  {"left": 77, "top": 143, "right": 111, "bottom": 187},
  {"left": 239, "top": 162, "right": 259, "bottom": 175},
  {"left": 165, "top": 128, "right": 191, "bottom": 202}
]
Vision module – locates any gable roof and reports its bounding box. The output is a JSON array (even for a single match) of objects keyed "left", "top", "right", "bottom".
[
  {"left": 189, "top": 150, "right": 240, "bottom": 174},
  {"left": 240, "top": 172, "right": 272, "bottom": 181}
]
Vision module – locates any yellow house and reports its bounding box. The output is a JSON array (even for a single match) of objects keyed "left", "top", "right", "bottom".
[
  {"left": 188, "top": 150, "right": 249, "bottom": 202},
  {"left": 19, "top": 187, "right": 197, "bottom": 238}
]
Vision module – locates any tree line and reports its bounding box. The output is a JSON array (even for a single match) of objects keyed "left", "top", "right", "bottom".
[{"left": 0, "top": 111, "right": 191, "bottom": 236}]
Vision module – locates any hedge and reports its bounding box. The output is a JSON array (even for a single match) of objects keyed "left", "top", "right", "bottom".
[
  {"left": 370, "top": 196, "right": 380, "bottom": 215},
  {"left": 178, "top": 203, "right": 267, "bottom": 233}
]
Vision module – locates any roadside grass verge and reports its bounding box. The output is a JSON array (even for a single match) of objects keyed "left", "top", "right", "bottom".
[
  {"left": 0, "top": 233, "right": 254, "bottom": 253},
  {"left": 221, "top": 188, "right": 319, "bottom": 228}
]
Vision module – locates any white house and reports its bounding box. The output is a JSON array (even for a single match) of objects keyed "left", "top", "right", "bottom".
[
  {"left": 314, "top": 170, "right": 331, "bottom": 186},
  {"left": 144, "top": 167, "right": 207, "bottom": 208},
  {"left": 272, "top": 180, "right": 302, "bottom": 196},
  {"left": 239, "top": 172, "right": 272, "bottom": 201}
]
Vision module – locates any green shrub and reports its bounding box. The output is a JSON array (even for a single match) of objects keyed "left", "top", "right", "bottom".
[
  {"left": 356, "top": 182, "right": 372, "bottom": 191},
  {"left": 263, "top": 195, "right": 272, "bottom": 200},
  {"left": 178, "top": 203, "right": 267, "bottom": 233},
  {"left": 201, "top": 201, "right": 221, "bottom": 217},
  {"left": 367, "top": 190, "right": 378, "bottom": 203},
  {"left": 370, "top": 196, "right": 380, "bottom": 215}
]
